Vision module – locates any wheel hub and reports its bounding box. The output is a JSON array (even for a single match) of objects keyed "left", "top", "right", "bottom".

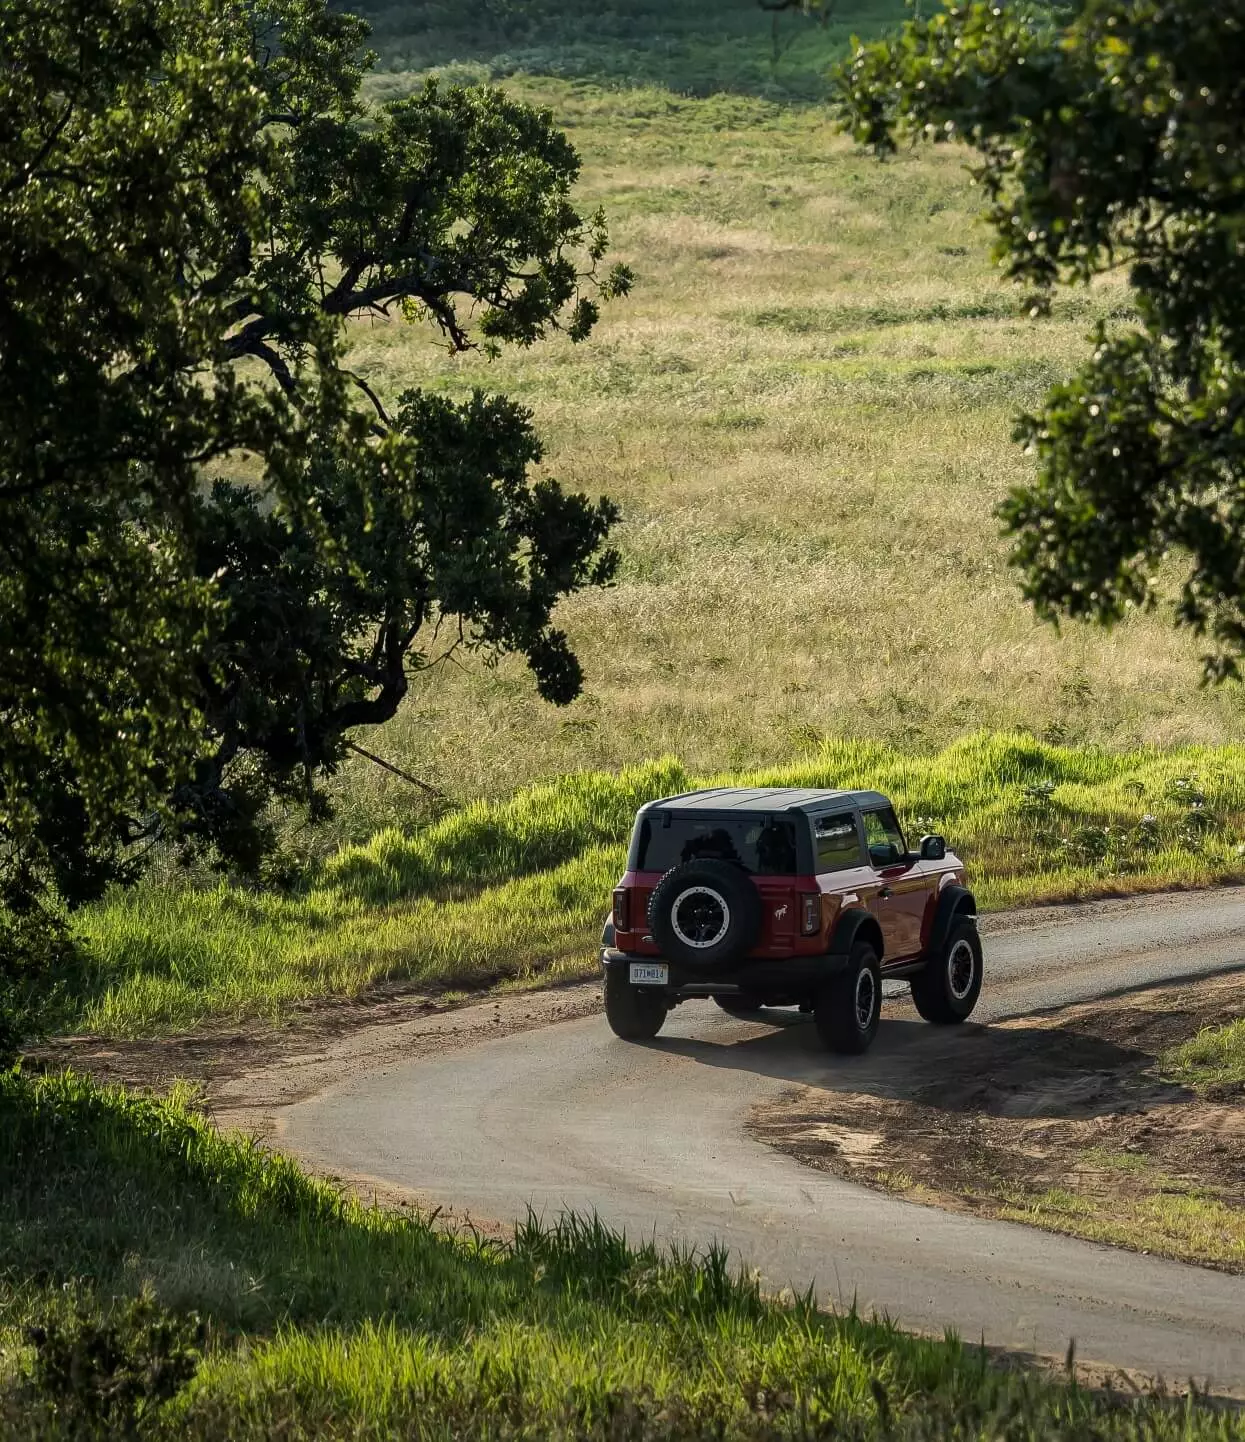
[
  {"left": 948, "top": 939, "right": 976, "bottom": 1000},
  {"left": 854, "top": 966, "right": 876, "bottom": 1030},
  {"left": 671, "top": 886, "right": 731, "bottom": 949}
]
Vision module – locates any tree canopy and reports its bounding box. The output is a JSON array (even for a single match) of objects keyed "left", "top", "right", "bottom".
[
  {"left": 0, "top": 0, "right": 630, "bottom": 935},
  {"left": 835, "top": 0, "right": 1245, "bottom": 677}
]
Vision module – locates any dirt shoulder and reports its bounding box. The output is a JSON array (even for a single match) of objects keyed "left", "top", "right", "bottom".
[
  {"left": 34, "top": 980, "right": 603, "bottom": 1145},
  {"left": 750, "top": 971, "right": 1245, "bottom": 1274}
]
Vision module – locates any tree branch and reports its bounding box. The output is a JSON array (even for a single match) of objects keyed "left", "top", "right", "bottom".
[{"left": 344, "top": 741, "right": 443, "bottom": 798}]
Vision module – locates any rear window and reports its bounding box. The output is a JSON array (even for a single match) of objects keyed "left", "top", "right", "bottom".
[
  {"left": 634, "top": 815, "right": 799, "bottom": 875},
  {"left": 814, "top": 812, "right": 864, "bottom": 872}
]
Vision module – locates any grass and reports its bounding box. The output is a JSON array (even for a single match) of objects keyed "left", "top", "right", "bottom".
[
  {"left": 53, "top": 0, "right": 1245, "bottom": 1037},
  {"left": 296, "top": 44, "right": 1245, "bottom": 831},
  {"left": 70, "top": 732, "right": 1245, "bottom": 1036},
  {"left": 355, "top": 0, "right": 906, "bottom": 101},
  {"left": 3, "top": 1068, "right": 1242, "bottom": 1438},
  {"left": 1162, "top": 1022, "right": 1245, "bottom": 1095},
  {"left": 999, "top": 1181, "right": 1245, "bottom": 1276}
]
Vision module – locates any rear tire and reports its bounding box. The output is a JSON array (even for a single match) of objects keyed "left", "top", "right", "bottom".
[
  {"left": 713, "top": 993, "right": 767, "bottom": 1019},
  {"left": 910, "top": 916, "right": 982, "bottom": 1024},
  {"left": 603, "top": 968, "right": 667, "bottom": 1040},
  {"left": 815, "top": 941, "right": 882, "bottom": 1055}
]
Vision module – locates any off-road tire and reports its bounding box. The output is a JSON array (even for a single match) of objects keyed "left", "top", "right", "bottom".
[
  {"left": 814, "top": 941, "right": 882, "bottom": 1055},
  {"left": 713, "top": 993, "right": 767, "bottom": 1019},
  {"left": 603, "top": 968, "right": 667, "bottom": 1041},
  {"left": 647, "top": 859, "right": 762, "bottom": 970},
  {"left": 910, "top": 916, "right": 983, "bottom": 1024}
]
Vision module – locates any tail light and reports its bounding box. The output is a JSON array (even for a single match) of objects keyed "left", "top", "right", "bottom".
[
  {"left": 800, "top": 893, "right": 820, "bottom": 937},
  {"left": 612, "top": 888, "right": 630, "bottom": 933}
]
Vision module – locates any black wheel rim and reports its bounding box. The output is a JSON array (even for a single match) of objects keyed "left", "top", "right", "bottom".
[
  {"left": 855, "top": 967, "right": 876, "bottom": 1030},
  {"left": 948, "top": 939, "right": 976, "bottom": 1001},
  {"left": 671, "top": 886, "right": 730, "bottom": 949}
]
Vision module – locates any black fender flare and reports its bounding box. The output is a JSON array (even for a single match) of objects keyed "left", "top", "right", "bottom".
[
  {"left": 925, "top": 884, "right": 976, "bottom": 960},
  {"left": 828, "top": 906, "right": 884, "bottom": 961}
]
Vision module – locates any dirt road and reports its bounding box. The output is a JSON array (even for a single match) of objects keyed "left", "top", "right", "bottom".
[{"left": 278, "top": 888, "right": 1245, "bottom": 1389}]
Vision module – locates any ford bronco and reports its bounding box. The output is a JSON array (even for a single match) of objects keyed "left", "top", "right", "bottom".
[{"left": 600, "top": 787, "right": 982, "bottom": 1054}]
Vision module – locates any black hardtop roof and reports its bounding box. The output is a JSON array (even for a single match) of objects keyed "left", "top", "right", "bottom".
[{"left": 641, "top": 786, "right": 890, "bottom": 816}]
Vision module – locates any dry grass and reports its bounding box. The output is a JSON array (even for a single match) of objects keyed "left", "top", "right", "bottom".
[{"left": 320, "top": 79, "right": 1245, "bottom": 834}]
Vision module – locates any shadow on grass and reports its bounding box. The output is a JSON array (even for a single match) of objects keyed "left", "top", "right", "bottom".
[{"left": 354, "top": 0, "right": 906, "bottom": 100}]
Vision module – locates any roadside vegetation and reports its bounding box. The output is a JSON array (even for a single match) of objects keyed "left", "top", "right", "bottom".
[
  {"left": 1163, "top": 1020, "right": 1245, "bottom": 1097},
  {"left": 71, "top": 732, "right": 1245, "bottom": 1035},
  {"left": 3, "top": 1068, "right": 1242, "bottom": 1439},
  {"left": 753, "top": 971, "right": 1245, "bottom": 1276}
]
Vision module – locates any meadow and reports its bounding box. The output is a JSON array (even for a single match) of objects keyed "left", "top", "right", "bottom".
[
  {"left": 76, "top": 732, "right": 1245, "bottom": 1035},
  {"left": 3, "top": 1068, "right": 1242, "bottom": 1439},
  {"left": 65, "top": 0, "right": 1245, "bottom": 1037},
  {"left": 313, "top": 4, "right": 1245, "bottom": 832}
]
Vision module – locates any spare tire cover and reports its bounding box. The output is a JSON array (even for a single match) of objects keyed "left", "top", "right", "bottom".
[{"left": 647, "top": 859, "right": 762, "bottom": 969}]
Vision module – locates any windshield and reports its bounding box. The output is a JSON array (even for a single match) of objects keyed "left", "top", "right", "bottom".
[{"left": 633, "top": 814, "right": 800, "bottom": 875}]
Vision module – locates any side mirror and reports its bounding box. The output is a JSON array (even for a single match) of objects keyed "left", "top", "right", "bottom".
[{"left": 919, "top": 834, "right": 947, "bottom": 862}]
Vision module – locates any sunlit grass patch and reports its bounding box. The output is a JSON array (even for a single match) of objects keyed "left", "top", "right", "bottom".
[
  {"left": 73, "top": 732, "right": 1245, "bottom": 1036},
  {"left": 3, "top": 1070, "right": 1240, "bottom": 1438},
  {"left": 998, "top": 1184, "right": 1245, "bottom": 1275},
  {"left": 1162, "top": 1020, "right": 1245, "bottom": 1095}
]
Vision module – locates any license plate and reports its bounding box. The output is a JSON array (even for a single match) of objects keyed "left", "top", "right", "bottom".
[{"left": 629, "top": 962, "right": 669, "bottom": 986}]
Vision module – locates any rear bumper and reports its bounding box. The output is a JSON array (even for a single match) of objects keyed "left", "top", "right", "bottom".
[{"left": 600, "top": 946, "right": 848, "bottom": 1000}]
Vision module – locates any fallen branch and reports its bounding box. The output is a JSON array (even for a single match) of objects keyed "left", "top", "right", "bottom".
[{"left": 345, "top": 741, "right": 445, "bottom": 799}]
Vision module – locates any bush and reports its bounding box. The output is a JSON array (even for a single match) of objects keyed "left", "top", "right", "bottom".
[{"left": 22, "top": 1294, "right": 202, "bottom": 1439}]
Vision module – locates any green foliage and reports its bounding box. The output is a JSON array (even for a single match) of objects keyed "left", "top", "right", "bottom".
[
  {"left": 354, "top": 0, "right": 907, "bottom": 101},
  {"left": 22, "top": 1296, "right": 203, "bottom": 1440},
  {"left": 2, "top": 1070, "right": 1241, "bottom": 1439},
  {"left": 835, "top": 0, "right": 1245, "bottom": 678},
  {"left": 0, "top": 904, "right": 77, "bottom": 1067},
  {"left": 1162, "top": 1019, "right": 1245, "bottom": 1096},
  {"left": 0, "top": 0, "right": 631, "bottom": 1029},
  {"left": 70, "top": 734, "right": 1245, "bottom": 1035}
]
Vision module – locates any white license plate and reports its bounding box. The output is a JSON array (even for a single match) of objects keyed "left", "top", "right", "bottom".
[{"left": 629, "top": 962, "right": 669, "bottom": 986}]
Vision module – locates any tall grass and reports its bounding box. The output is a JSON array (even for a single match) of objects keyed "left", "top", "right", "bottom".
[
  {"left": 305, "top": 69, "right": 1245, "bottom": 827},
  {"left": 3, "top": 1070, "right": 1240, "bottom": 1438},
  {"left": 73, "top": 732, "right": 1245, "bottom": 1036}
]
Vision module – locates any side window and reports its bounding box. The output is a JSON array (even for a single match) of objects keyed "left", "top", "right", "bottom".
[
  {"left": 813, "top": 813, "right": 864, "bottom": 872},
  {"left": 862, "top": 808, "right": 907, "bottom": 869}
]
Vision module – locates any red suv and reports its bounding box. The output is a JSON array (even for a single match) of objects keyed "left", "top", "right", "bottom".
[{"left": 600, "top": 787, "right": 981, "bottom": 1054}]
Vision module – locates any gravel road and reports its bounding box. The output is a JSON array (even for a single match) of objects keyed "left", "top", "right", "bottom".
[{"left": 281, "top": 887, "right": 1245, "bottom": 1390}]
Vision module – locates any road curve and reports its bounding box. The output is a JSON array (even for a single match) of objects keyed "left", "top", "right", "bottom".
[{"left": 282, "top": 887, "right": 1245, "bottom": 1389}]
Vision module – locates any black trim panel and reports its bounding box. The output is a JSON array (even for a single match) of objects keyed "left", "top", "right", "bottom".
[
  {"left": 601, "top": 947, "right": 848, "bottom": 999},
  {"left": 926, "top": 885, "right": 977, "bottom": 960}
]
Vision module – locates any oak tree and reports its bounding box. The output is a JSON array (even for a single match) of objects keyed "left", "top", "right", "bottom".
[
  {"left": 836, "top": 1, "right": 1245, "bottom": 675},
  {"left": 0, "top": 0, "right": 629, "bottom": 1044}
]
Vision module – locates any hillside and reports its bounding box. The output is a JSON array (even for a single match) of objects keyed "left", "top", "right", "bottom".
[{"left": 305, "top": 0, "right": 1245, "bottom": 843}]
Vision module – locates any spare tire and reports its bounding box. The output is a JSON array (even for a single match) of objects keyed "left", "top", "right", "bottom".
[{"left": 647, "top": 860, "right": 762, "bottom": 969}]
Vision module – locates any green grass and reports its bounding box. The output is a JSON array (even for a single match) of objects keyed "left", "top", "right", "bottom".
[
  {"left": 354, "top": 0, "right": 906, "bottom": 101},
  {"left": 298, "top": 61, "right": 1245, "bottom": 831},
  {"left": 1162, "top": 1021, "right": 1245, "bottom": 1095},
  {"left": 998, "top": 1183, "right": 1245, "bottom": 1276},
  {"left": 71, "top": 732, "right": 1245, "bottom": 1036},
  {"left": 3, "top": 1069, "right": 1242, "bottom": 1438},
  {"left": 52, "top": 3, "right": 1245, "bottom": 1034}
]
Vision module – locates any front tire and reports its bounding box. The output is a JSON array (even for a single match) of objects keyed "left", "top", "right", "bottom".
[
  {"left": 604, "top": 968, "right": 667, "bottom": 1040},
  {"left": 815, "top": 941, "right": 882, "bottom": 1055},
  {"left": 910, "top": 916, "right": 983, "bottom": 1024}
]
